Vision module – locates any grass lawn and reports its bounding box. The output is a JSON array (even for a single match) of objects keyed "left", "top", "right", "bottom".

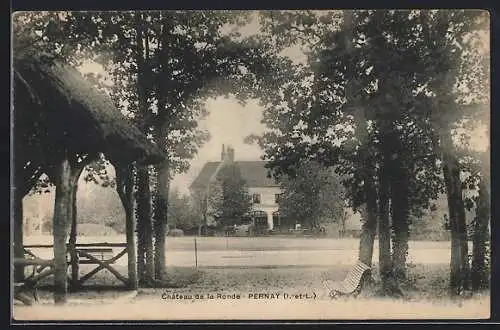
[
  {"left": 15, "top": 236, "right": 488, "bottom": 320},
  {"left": 14, "top": 263, "right": 490, "bottom": 320},
  {"left": 135, "top": 263, "right": 488, "bottom": 302},
  {"left": 30, "top": 262, "right": 488, "bottom": 303}
]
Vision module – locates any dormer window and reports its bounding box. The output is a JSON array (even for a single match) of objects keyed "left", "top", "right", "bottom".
[
  {"left": 275, "top": 193, "right": 282, "bottom": 204},
  {"left": 252, "top": 194, "right": 261, "bottom": 204}
]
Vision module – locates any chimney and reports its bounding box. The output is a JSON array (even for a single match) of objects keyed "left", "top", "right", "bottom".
[
  {"left": 221, "top": 144, "right": 225, "bottom": 161},
  {"left": 227, "top": 146, "right": 235, "bottom": 162}
]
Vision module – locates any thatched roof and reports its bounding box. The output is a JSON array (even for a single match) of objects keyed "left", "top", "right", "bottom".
[{"left": 13, "top": 53, "right": 165, "bottom": 166}]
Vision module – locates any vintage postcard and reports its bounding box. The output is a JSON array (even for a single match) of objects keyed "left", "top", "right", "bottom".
[{"left": 11, "top": 9, "right": 490, "bottom": 322}]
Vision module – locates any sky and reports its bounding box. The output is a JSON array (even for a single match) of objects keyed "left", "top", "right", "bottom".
[{"left": 171, "top": 97, "right": 267, "bottom": 194}]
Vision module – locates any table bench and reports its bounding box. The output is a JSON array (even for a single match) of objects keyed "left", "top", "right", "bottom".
[
  {"left": 76, "top": 248, "right": 115, "bottom": 264},
  {"left": 13, "top": 256, "right": 55, "bottom": 305},
  {"left": 72, "top": 247, "right": 127, "bottom": 287},
  {"left": 18, "top": 243, "right": 130, "bottom": 291}
]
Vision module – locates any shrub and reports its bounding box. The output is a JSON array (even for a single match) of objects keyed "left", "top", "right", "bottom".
[
  {"left": 77, "top": 223, "right": 119, "bottom": 236},
  {"left": 168, "top": 228, "right": 184, "bottom": 237}
]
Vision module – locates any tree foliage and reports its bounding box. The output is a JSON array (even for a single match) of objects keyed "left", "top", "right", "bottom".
[
  {"left": 277, "top": 160, "right": 345, "bottom": 228},
  {"left": 212, "top": 163, "right": 253, "bottom": 227},
  {"left": 166, "top": 187, "right": 199, "bottom": 231},
  {"left": 250, "top": 9, "right": 489, "bottom": 295}
]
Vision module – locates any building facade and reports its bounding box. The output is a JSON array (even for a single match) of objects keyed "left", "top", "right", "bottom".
[{"left": 190, "top": 145, "right": 281, "bottom": 230}]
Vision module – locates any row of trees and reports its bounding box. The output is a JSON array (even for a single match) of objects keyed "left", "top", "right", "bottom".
[{"left": 248, "top": 10, "right": 490, "bottom": 295}]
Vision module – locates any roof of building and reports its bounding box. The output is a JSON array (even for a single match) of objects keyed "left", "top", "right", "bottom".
[
  {"left": 14, "top": 51, "right": 165, "bottom": 166},
  {"left": 190, "top": 161, "right": 279, "bottom": 190}
]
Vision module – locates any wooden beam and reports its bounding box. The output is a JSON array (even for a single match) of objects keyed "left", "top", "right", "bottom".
[
  {"left": 25, "top": 243, "right": 127, "bottom": 248},
  {"left": 116, "top": 163, "right": 138, "bottom": 289},
  {"left": 14, "top": 258, "right": 54, "bottom": 267},
  {"left": 52, "top": 154, "right": 72, "bottom": 305},
  {"left": 77, "top": 249, "right": 128, "bottom": 286},
  {"left": 14, "top": 188, "right": 24, "bottom": 282}
]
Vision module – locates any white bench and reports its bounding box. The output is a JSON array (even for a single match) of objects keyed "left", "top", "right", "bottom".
[{"left": 323, "top": 260, "right": 371, "bottom": 298}]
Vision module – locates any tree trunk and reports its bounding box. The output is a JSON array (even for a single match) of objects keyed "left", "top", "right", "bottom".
[
  {"left": 68, "top": 163, "right": 85, "bottom": 291},
  {"left": 340, "top": 212, "right": 346, "bottom": 238},
  {"left": 52, "top": 154, "right": 72, "bottom": 305},
  {"left": 391, "top": 161, "right": 410, "bottom": 282},
  {"left": 358, "top": 175, "right": 377, "bottom": 268},
  {"left": 153, "top": 195, "right": 167, "bottom": 280},
  {"left": 341, "top": 9, "right": 376, "bottom": 269},
  {"left": 14, "top": 187, "right": 24, "bottom": 282},
  {"left": 152, "top": 15, "right": 175, "bottom": 281},
  {"left": 116, "top": 163, "right": 138, "bottom": 290},
  {"left": 68, "top": 177, "right": 78, "bottom": 291},
  {"left": 378, "top": 160, "right": 393, "bottom": 291},
  {"left": 442, "top": 141, "right": 470, "bottom": 295},
  {"left": 471, "top": 174, "right": 490, "bottom": 291},
  {"left": 126, "top": 165, "right": 138, "bottom": 290},
  {"left": 134, "top": 12, "right": 155, "bottom": 287},
  {"left": 154, "top": 161, "right": 170, "bottom": 280},
  {"left": 136, "top": 165, "right": 154, "bottom": 286}
]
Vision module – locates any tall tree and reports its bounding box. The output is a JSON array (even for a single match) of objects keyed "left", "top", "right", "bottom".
[
  {"left": 277, "top": 161, "right": 345, "bottom": 229},
  {"left": 143, "top": 11, "right": 291, "bottom": 278},
  {"left": 415, "top": 10, "right": 489, "bottom": 295},
  {"left": 212, "top": 163, "right": 253, "bottom": 227},
  {"left": 471, "top": 161, "right": 490, "bottom": 290}
]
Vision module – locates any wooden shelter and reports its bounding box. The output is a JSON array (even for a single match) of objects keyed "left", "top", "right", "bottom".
[{"left": 13, "top": 51, "right": 165, "bottom": 304}]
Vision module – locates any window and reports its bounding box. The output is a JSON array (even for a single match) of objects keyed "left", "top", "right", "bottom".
[
  {"left": 274, "top": 193, "right": 282, "bottom": 204},
  {"left": 252, "top": 193, "right": 261, "bottom": 204}
]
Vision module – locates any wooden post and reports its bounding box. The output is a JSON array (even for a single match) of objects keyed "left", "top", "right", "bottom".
[
  {"left": 116, "top": 163, "right": 138, "bottom": 290},
  {"left": 14, "top": 188, "right": 24, "bottom": 282},
  {"left": 52, "top": 154, "right": 72, "bottom": 305},
  {"left": 68, "top": 162, "right": 87, "bottom": 291}
]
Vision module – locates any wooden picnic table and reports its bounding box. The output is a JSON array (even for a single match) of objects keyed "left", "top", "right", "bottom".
[
  {"left": 13, "top": 255, "right": 55, "bottom": 305},
  {"left": 19, "top": 243, "right": 130, "bottom": 291}
]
